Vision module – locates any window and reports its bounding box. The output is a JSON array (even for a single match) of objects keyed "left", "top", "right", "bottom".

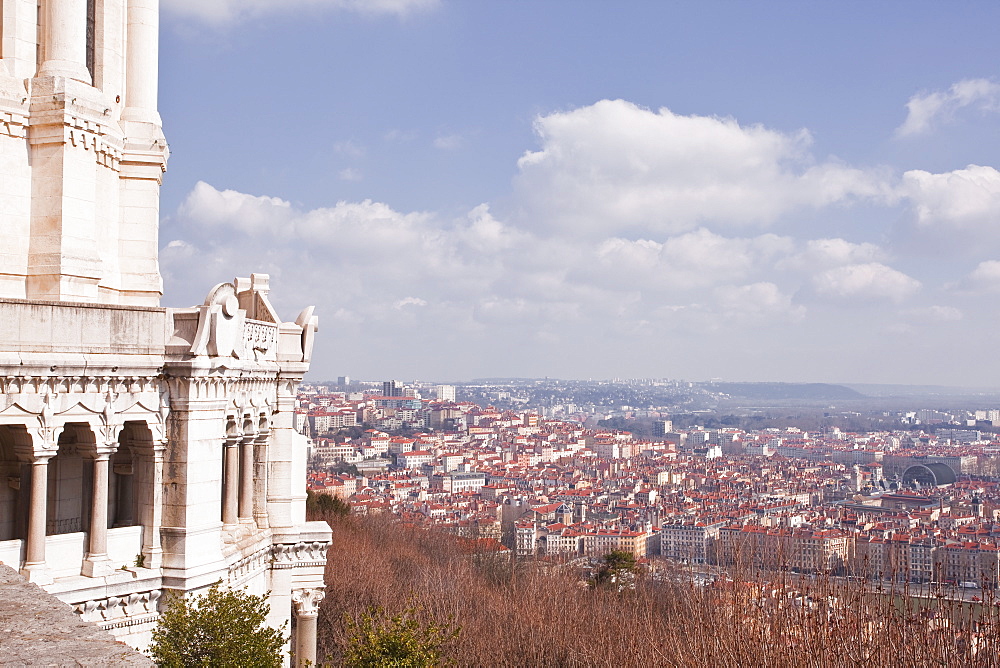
[{"left": 86, "top": 0, "right": 95, "bottom": 83}]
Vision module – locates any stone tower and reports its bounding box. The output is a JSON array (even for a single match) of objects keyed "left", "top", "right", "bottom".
[
  {"left": 0, "top": 2, "right": 329, "bottom": 664},
  {"left": 1, "top": 0, "right": 165, "bottom": 305}
]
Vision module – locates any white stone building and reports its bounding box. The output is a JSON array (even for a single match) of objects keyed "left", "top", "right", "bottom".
[{"left": 0, "top": 1, "right": 329, "bottom": 664}]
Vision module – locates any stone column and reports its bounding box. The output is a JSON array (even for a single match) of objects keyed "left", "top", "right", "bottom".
[
  {"left": 22, "top": 453, "right": 55, "bottom": 584},
  {"left": 223, "top": 439, "right": 239, "bottom": 529},
  {"left": 141, "top": 441, "right": 166, "bottom": 569},
  {"left": 118, "top": 1, "right": 167, "bottom": 307},
  {"left": 238, "top": 436, "right": 254, "bottom": 522},
  {"left": 83, "top": 451, "right": 114, "bottom": 577},
  {"left": 122, "top": 0, "right": 161, "bottom": 124},
  {"left": 292, "top": 588, "right": 325, "bottom": 668},
  {"left": 37, "top": 0, "right": 92, "bottom": 83},
  {"left": 253, "top": 429, "right": 270, "bottom": 529}
]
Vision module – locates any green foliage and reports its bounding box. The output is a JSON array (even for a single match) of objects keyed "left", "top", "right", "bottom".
[
  {"left": 331, "top": 461, "right": 360, "bottom": 476},
  {"left": 603, "top": 550, "right": 637, "bottom": 573},
  {"left": 343, "top": 606, "right": 459, "bottom": 668},
  {"left": 149, "top": 582, "right": 286, "bottom": 667},
  {"left": 591, "top": 550, "right": 638, "bottom": 589},
  {"left": 306, "top": 489, "right": 351, "bottom": 520}
]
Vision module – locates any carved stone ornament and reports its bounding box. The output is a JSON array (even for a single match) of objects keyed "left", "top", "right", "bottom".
[{"left": 291, "top": 588, "right": 325, "bottom": 617}]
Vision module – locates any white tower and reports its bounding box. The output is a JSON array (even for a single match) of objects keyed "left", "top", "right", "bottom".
[
  {"left": 0, "top": 3, "right": 329, "bottom": 664},
  {"left": 0, "top": 0, "right": 166, "bottom": 305}
]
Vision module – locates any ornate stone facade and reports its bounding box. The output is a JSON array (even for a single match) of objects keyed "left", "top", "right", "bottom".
[{"left": 0, "top": 1, "right": 329, "bottom": 664}]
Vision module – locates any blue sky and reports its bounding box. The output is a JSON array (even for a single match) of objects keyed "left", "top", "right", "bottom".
[{"left": 157, "top": 0, "right": 1000, "bottom": 386}]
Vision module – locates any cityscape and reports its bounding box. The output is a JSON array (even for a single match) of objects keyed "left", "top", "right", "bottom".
[
  {"left": 303, "top": 377, "right": 1000, "bottom": 587},
  {"left": 3, "top": 0, "right": 1000, "bottom": 666}
]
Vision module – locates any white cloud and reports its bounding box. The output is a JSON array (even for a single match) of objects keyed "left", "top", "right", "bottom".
[
  {"left": 433, "top": 134, "right": 463, "bottom": 150},
  {"left": 333, "top": 140, "right": 366, "bottom": 158},
  {"left": 812, "top": 263, "right": 921, "bottom": 302},
  {"left": 900, "top": 165, "right": 1000, "bottom": 229},
  {"left": 955, "top": 260, "right": 1000, "bottom": 293},
  {"left": 896, "top": 78, "right": 1000, "bottom": 137},
  {"left": 338, "top": 168, "right": 363, "bottom": 181},
  {"left": 778, "top": 238, "right": 885, "bottom": 271},
  {"left": 458, "top": 204, "right": 531, "bottom": 254},
  {"left": 714, "top": 282, "right": 805, "bottom": 322},
  {"left": 165, "top": 177, "right": 998, "bottom": 381},
  {"left": 514, "top": 99, "right": 890, "bottom": 238},
  {"left": 162, "top": 0, "right": 438, "bottom": 24},
  {"left": 166, "top": 183, "right": 841, "bottom": 340},
  {"left": 178, "top": 181, "right": 292, "bottom": 232},
  {"left": 394, "top": 296, "right": 428, "bottom": 309},
  {"left": 901, "top": 305, "right": 963, "bottom": 322},
  {"left": 589, "top": 229, "right": 793, "bottom": 292}
]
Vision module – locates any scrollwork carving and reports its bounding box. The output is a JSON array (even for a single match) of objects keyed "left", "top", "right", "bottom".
[{"left": 291, "top": 588, "right": 325, "bottom": 617}]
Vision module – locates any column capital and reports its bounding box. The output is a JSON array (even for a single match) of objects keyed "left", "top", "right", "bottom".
[
  {"left": 26, "top": 413, "right": 64, "bottom": 456},
  {"left": 225, "top": 414, "right": 243, "bottom": 448},
  {"left": 291, "top": 588, "right": 325, "bottom": 618},
  {"left": 98, "top": 391, "right": 125, "bottom": 448},
  {"left": 28, "top": 449, "right": 58, "bottom": 464}
]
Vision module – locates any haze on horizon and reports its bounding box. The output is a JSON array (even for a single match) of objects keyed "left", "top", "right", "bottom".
[{"left": 157, "top": 1, "right": 1000, "bottom": 387}]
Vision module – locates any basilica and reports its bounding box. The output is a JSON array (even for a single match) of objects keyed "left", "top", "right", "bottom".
[{"left": 0, "top": 1, "right": 329, "bottom": 663}]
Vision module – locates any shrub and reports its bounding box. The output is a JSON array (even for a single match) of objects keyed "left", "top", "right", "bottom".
[
  {"left": 318, "top": 514, "right": 1000, "bottom": 668},
  {"left": 343, "top": 606, "right": 459, "bottom": 668},
  {"left": 591, "top": 550, "right": 638, "bottom": 589},
  {"left": 306, "top": 489, "right": 351, "bottom": 521},
  {"left": 149, "top": 582, "right": 286, "bottom": 667}
]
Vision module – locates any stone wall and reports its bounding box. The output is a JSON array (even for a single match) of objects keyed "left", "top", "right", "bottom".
[{"left": 0, "top": 564, "right": 151, "bottom": 665}]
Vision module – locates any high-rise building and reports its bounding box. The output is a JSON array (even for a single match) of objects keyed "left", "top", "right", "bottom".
[
  {"left": 0, "top": 2, "right": 328, "bottom": 663},
  {"left": 653, "top": 420, "right": 672, "bottom": 437},
  {"left": 383, "top": 380, "right": 404, "bottom": 397},
  {"left": 436, "top": 385, "right": 457, "bottom": 402}
]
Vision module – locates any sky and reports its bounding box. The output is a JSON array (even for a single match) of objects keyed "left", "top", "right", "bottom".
[{"left": 157, "top": 0, "right": 1000, "bottom": 386}]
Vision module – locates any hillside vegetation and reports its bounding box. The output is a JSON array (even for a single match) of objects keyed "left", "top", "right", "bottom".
[{"left": 317, "top": 516, "right": 1000, "bottom": 667}]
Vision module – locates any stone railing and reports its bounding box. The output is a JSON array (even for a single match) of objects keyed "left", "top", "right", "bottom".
[
  {"left": 228, "top": 543, "right": 271, "bottom": 585},
  {"left": 73, "top": 589, "right": 162, "bottom": 629},
  {"left": 271, "top": 540, "right": 330, "bottom": 569},
  {"left": 243, "top": 319, "right": 278, "bottom": 362},
  {"left": 46, "top": 517, "right": 82, "bottom": 535}
]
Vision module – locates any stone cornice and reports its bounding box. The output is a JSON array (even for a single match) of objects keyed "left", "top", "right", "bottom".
[
  {"left": 0, "top": 107, "right": 28, "bottom": 139},
  {"left": 26, "top": 81, "right": 127, "bottom": 171},
  {"left": 73, "top": 589, "right": 163, "bottom": 626},
  {"left": 0, "top": 375, "right": 161, "bottom": 396},
  {"left": 271, "top": 540, "right": 331, "bottom": 569},
  {"left": 0, "top": 298, "right": 164, "bottom": 313}
]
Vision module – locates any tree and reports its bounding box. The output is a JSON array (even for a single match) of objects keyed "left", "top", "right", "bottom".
[
  {"left": 149, "top": 582, "right": 286, "bottom": 667},
  {"left": 306, "top": 489, "right": 351, "bottom": 522},
  {"left": 331, "top": 461, "right": 360, "bottom": 476},
  {"left": 343, "top": 606, "right": 459, "bottom": 668},
  {"left": 591, "top": 550, "right": 638, "bottom": 590}
]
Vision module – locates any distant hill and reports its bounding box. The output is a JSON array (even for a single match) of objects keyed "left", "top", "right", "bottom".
[
  {"left": 468, "top": 377, "right": 550, "bottom": 383},
  {"left": 842, "top": 383, "right": 1000, "bottom": 398},
  {"left": 703, "top": 382, "right": 866, "bottom": 400}
]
